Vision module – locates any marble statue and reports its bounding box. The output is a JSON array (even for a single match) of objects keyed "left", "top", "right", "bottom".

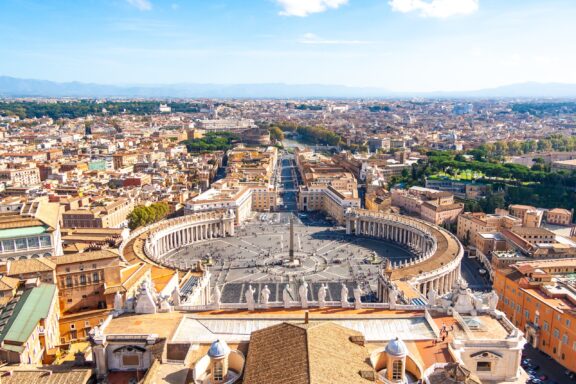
[
  {"left": 318, "top": 284, "right": 327, "bottom": 308},
  {"left": 93, "top": 325, "right": 103, "bottom": 339},
  {"left": 353, "top": 285, "right": 363, "bottom": 309},
  {"left": 114, "top": 291, "right": 123, "bottom": 312},
  {"left": 388, "top": 287, "right": 398, "bottom": 305},
  {"left": 261, "top": 285, "right": 271, "bottom": 306},
  {"left": 427, "top": 287, "right": 438, "bottom": 306},
  {"left": 340, "top": 283, "right": 349, "bottom": 308},
  {"left": 473, "top": 294, "right": 483, "bottom": 310},
  {"left": 487, "top": 290, "right": 499, "bottom": 311},
  {"left": 299, "top": 281, "right": 309, "bottom": 309},
  {"left": 213, "top": 285, "right": 222, "bottom": 309},
  {"left": 171, "top": 286, "right": 181, "bottom": 306},
  {"left": 283, "top": 284, "right": 292, "bottom": 308},
  {"left": 245, "top": 285, "right": 256, "bottom": 311},
  {"left": 159, "top": 294, "right": 172, "bottom": 312}
]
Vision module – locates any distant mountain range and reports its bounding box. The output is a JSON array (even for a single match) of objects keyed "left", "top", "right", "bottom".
[{"left": 1, "top": 76, "right": 576, "bottom": 99}]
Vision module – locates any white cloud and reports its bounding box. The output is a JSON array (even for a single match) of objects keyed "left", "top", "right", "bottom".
[
  {"left": 298, "top": 33, "right": 371, "bottom": 45},
  {"left": 276, "top": 0, "right": 348, "bottom": 17},
  {"left": 389, "top": 0, "right": 479, "bottom": 18},
  {"left": 126, "top": 0, "right": 152, "bottom": 11}
]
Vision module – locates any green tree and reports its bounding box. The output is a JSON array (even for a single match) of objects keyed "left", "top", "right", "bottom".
[{"left": 269, "top": 126, "right": 285, "bottom": 142}]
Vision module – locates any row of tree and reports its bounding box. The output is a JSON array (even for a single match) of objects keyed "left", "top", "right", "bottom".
[
  {"left": 0, "top": 101, "right": 205, "bottom": 119},
  {"left": 470, "top": 135, "right": 576, "bottom": 160},
  {"left": 181, "top": 132, "right": 239, "bottom": 153},
  {"left": 127, "top": 202, "right": 170, "bottom": 230}
]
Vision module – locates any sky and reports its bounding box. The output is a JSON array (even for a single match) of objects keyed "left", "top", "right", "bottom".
[{"left": 1, "top": 0, "right": 576, "bottom": 92}]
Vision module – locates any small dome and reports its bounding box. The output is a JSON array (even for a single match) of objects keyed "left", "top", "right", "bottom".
[
  {"left": 385, "top": 337, "right": 407, "bottom": 357},
  {"left": 208, "top": 339, "right": 230, "bottom": 358}
]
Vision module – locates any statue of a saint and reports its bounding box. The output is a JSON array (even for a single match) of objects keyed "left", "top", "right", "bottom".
[
  {"left": 245, "top": 285, "right": 256, "bottom": 310},
  {"left": 318, "top": 284, "right": 327, "bottom": 308},
  {"left": 299, "top": 281, "right": 309, "bottom": 309},
  {"left": 388, "top": 287, "right": 398, "bottom": 305},
  {"left": 283, "top": 284, "right": 292, "bottom": 308},
  {"left": 353, "top": 285, "right": 363, "bottom": 309},
  {"left": 340, "top": 283, "right": 349, "bottom": 308},
  {"left": 213, "top": 285, "right": 222, "bottom": 309},
  {"left": 487, "top": 290, "right": 499, "bottom": 311},
  {"left": 261, "top": 285, "right": 271, "bottom": 306}
]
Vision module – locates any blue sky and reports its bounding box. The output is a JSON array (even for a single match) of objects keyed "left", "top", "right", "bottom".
[{"left": 1, "top": 0, "right": 575, "bottom": 91}]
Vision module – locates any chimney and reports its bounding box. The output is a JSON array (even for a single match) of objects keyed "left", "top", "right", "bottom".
[{"left": 304, "top": 310, "right": 309, "bottom": 324}]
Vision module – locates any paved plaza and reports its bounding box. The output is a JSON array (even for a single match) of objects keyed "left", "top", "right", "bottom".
[{"left": 165, "top": 212, "right": 416, "bottom": 303}]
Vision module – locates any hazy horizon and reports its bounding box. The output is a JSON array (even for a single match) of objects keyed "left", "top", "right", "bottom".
[{"left": 2, "top": 0, "right": 576, "bottom": 93}]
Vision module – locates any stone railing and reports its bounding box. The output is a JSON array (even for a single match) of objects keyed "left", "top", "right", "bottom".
[{"left": 175, "top": 300, "right": 428, "bottom": 312}]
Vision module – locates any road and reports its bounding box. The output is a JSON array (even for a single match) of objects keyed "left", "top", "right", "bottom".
[
  {"left": 460, "top": 255, "right": 492, "bottom": 292},
  {"left": 522, "top": 343, "right": 575, "bottom": 384},
  {"left": 277, "top": 153, "right": 298, "bottom": 212}
]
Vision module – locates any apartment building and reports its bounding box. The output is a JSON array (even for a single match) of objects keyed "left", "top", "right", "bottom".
[
  {"left": 457, "top": 212, "right": 522, "bottom": 247},
  {"left": 392, "top": 186, "right": 463, "bottom": 226},
  {"left": 295, "top": 149, "right": 360, "bottom": 224},
  {"left": 493, "top": 259, "right": 576, "bottom": 374},
  {"left": 546, "top": 208, "right": 573, "bottom": 226},
  {"left": 61, "top": 198, "right": 133, "bottom": 229},
  {"left": 0, "top": 166, "right": 41, "bottom": 187},
  {"left": 0, "top": 280, "right": 60, "bottom": 365},
  {"left": 0, "top": 202, "right": 63, "bottom": 261}
]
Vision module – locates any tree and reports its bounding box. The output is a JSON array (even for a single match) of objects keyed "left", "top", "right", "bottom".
[
  {"left": 127, "top": 202, "right": 170, "bottom": 230},
  {"left": 269, "top": 126, "right": 285, "bottom": 142}
]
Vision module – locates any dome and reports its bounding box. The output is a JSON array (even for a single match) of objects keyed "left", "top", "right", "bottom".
[
  {"left": 208, "top": 339, "right": 231, "bottom": 358},
  {"left": 385, "top": 337, "right": 407, "bottom": 357}
]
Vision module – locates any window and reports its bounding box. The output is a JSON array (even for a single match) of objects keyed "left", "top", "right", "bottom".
[
  {"left": 543, "top": 321, "right": 549, "bottom": 331},
  {"left": 93, "top": 273, "right": 99, "bottom": 283},
  {"left": 567, "top": 319, "right": 571, "bottom": 327},
  {"left": 2, "top": 240, "right": 14, "bottom": 251},
  {"left": 476, "top": 362, "right": 491, "bottom": 372},
  {"left": 392, "top": 360, "right": 403, "bottom": 380},
  {"left": 79, "top": 275, "right": 86, "bottom": 285},
  {"left": 525, "top": 310, "right": 530, "bottom": 321},
  {"left": 553, "top": 329, "right": 560, "bottom": 338},
  {"left": 15, "top": 238, "right": 27, "bottom": 250},
  {"left": 562, "top": 335, "right": 568, "bottom": 345},
  {"left": 27, "top": 237, "right": 39, "bottom": 248},
  {"left": 39, "top": 235, "right": 51, "bottom": 247},
  {"left": 66, "top": 276, "right": 72, "bottom": 287}
]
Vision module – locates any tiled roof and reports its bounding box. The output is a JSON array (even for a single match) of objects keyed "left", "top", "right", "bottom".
[
  {"left": 243, "top": 321, "right": 374, "bottom": 384},
  {"left": 48, "top": 249, "right": 120, "bottom": 265},
  {"left": 7, "top": 258, "right": 56, "bottom": 275},
  {"left": 0, "top": 276, "right": 19, "bottom": 291},
  {"left": 0, "top": 367, "right": 91, "bottom": 384}
]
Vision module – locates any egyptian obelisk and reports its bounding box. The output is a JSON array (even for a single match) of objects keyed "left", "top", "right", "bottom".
[{"left": 289, "top": 216, "right": 295, "bottom": 261}]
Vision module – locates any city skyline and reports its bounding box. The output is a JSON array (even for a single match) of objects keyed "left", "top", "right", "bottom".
[{"left": 2, "top": 0, "right": 576, "bottom": 92}]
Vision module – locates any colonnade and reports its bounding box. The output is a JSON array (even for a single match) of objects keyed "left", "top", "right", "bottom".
[
  {"left": 345, "top": 208, "right": 463, "bottom": 303},
  {"left": 346, "top": 215, "right": 433, "bottom": 258},
  {"left": 417, "top": 267, "right": 461, "bottom": 296},
  {"left": 144, "top": 211, "right": 235, "bottom": 261}
]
